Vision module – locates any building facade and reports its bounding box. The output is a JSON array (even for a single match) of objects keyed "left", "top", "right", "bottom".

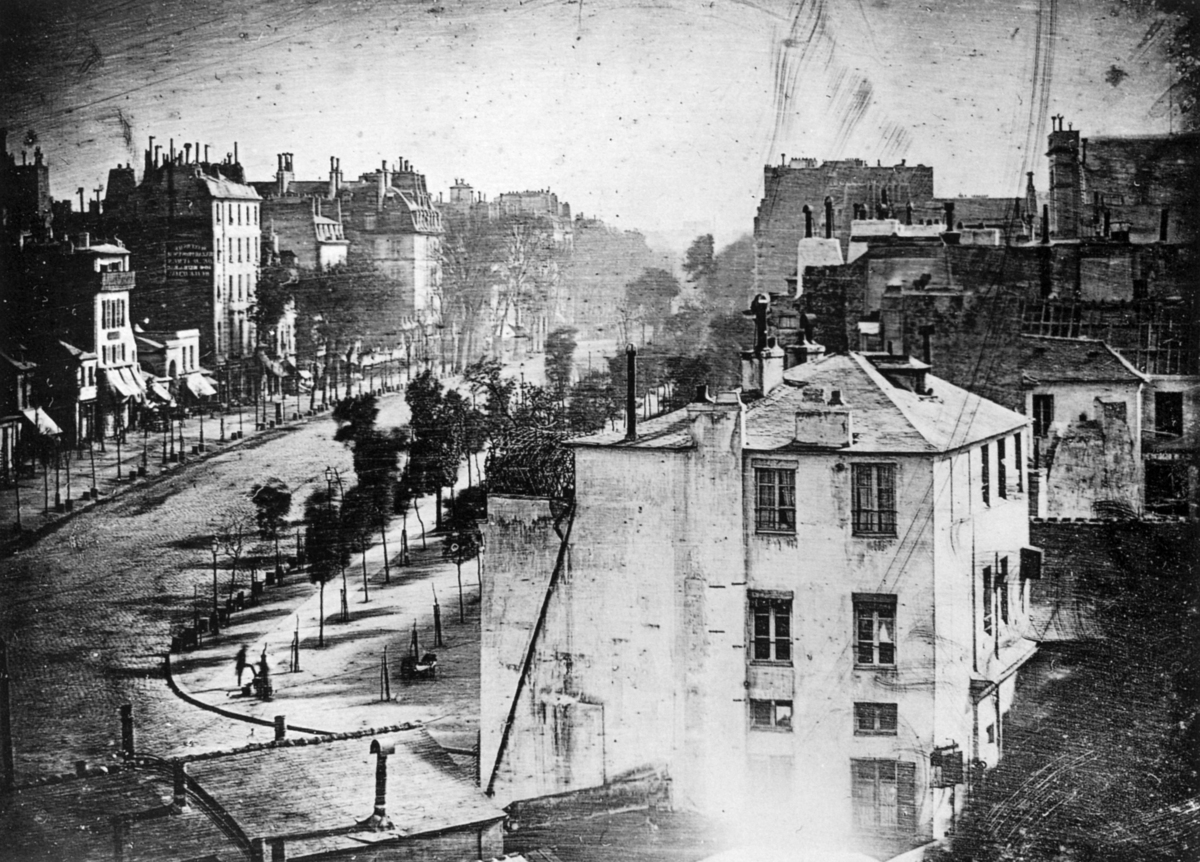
[
  {"left": 483, "top": 344, "right": 1038, "bottom": 857},
  {"left": 105, "top": 139, "right": 262, "bottom": 399}
]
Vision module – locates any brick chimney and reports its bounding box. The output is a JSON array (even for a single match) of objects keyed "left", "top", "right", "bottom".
[{"left": 687, "top": 390, "right": 744, "bottom": 455}]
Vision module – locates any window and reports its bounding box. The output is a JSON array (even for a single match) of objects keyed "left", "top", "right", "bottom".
[
  {"left": 854, "top": 594, "right": 896, "bottom": 667},
  {"left": 238, "top": 274, "right": 243, "bottom": 301},
  {"left": 851, "top": 760, "right": 916, "bottom": 834},
  {"left": 998, "top": 556, "right": 1009, "bottom": 625},
  {"left": 981, "top": 444, "right": 991, "bottom": 506},
  {"left": 1155, "top": 392, "right": 1183, "bottom": 438},
  {"left": 854, "top": 703, "right": 898, "bottom": 735},
  {"left": 750, "top": 594, "right": 791, "bottom": 662},
  {"left": 750, "top": 699, "right": 792, "bottom": 730},
  {"left": 1145, "top": 460, "right": 1188, "bottom": 517},
  {"left": 852, "top": 464, "right": 896, "bottom": 535},
  {"left": 1015, "top": 433, "right": 1024, "bottom": 492},
  {"left": 983, "top": 565, "right": 993, "bottom": 636},
  {"left": 755, "top": 467, "right": 796, "bottom": 532},
  {"left": 1032, "top": 394, "right": 1054, "bottom": 437},
  {"left": 997, "top": 438, "right": 1007, "bottom": 499}
]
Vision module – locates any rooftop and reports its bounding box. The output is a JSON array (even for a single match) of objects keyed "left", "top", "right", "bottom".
[
  {"left": 1017, "top": 336, "right": 1147, "bottom": 385},
  {"left": 572, "top": 352, "right": 1027, "bottom": 455},
  {"left": 186, "top": 725, "right": 503, "bottom": 849}
]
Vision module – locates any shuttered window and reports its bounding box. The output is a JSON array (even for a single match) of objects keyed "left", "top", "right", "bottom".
[{"left": 851, "top": 760, "right": 916, "bottom": 837}]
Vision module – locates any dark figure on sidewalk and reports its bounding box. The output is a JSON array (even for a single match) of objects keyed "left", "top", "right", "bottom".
[{"left": 235, "top": 645, "right": 248, "bottom": 686}]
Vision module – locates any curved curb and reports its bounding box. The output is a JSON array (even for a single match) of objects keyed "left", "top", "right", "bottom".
[{"left": 163, "top": 651, "right": 334, "bottom": 737}]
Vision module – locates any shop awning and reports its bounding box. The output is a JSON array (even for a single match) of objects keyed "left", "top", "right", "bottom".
[
  {"left": 147, "top": 378, "right": 174, "bottom": 404},
  {"left": 297, "top": 370, "right": 313, "bottom": 381},
  {"left": 121, "top": 366, "right": 147, "bottom": 402},
  {"left": 20, "top": 407, "right": 61, "bottom": 437},
  {"left": 185, "top": 374, "right": 217, "bottom": 398},
  {"left": 258, "top": 352, "right": 288, "bottom": 378},
  {"left": 105, "top": 369, "right": 137, "bottom": 400}
]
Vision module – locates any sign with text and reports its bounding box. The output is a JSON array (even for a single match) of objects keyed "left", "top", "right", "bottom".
[{"left": 166, "top": 241, "right": 213, "bottom": 280}]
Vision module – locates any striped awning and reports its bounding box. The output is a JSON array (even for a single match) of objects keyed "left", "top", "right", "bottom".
[
  {"left": 20, "top": 407, "right": 62, "bottom": 436},
  {"left": 185, "top": 373, "right": 217, "bottom": 398}
]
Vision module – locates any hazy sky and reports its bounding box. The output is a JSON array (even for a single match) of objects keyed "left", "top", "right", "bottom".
[{"left": 0, "top": 0, "right": 1182, "bottom": 249}]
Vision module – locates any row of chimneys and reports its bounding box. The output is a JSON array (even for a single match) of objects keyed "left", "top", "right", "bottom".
[{"left": 143, "top": 136, "right": 238, "bottom": 171}]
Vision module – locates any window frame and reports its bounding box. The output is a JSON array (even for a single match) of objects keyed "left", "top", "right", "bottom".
[
  {"left": 754, "top": 466, "right": 796, "bottom": 534},
  {"left": 853, "top": 594, "right": 897, "bottom": 668},
  {"left": 749, "top": 592, "right": 792, "bottom": 664},
  {"left": 1032, "top": 394, "right": 1054, "bottom": 437},
  {"left": 1155, "top": 391, "right": 1184, "bottom": 438},
  {"left": 851, "top": 463, "right": 897, "bottom": 537},
  {"left": 981, "top": 443, "right": 991, "bottom": 506},
  {"left": 854, "top": 702, "right": 898, "bottom": 736},
  {"left": 749, "top": 698, "right": 793, "bottom": 731},
  {"left": 851, "top": 759, "right": 916, "bottom": 835}
]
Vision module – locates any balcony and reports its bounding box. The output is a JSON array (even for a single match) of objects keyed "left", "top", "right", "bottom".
[{"left": 96, "top": 271, "right": 136, "bottom": 293}]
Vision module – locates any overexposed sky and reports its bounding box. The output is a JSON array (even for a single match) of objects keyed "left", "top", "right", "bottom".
[{"left": 0, "top": 0, "right": 1181, "bottom": 248}]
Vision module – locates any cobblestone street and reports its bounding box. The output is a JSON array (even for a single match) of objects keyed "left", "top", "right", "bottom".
[{"left": 0, "top": 388, "right": 480, "bottom": 782}]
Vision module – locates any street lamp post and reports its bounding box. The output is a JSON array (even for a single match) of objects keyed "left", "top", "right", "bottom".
[{"left": 211, "top": 536, "right": 220, "bottom": 635}]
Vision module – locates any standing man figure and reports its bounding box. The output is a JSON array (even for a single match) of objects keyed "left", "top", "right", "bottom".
[{"left": 235, "top": 644, "right": 248, "bottom": 687}]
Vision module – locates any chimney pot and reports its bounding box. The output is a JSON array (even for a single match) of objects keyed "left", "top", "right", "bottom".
[{"left": 172, "top": 760, "right": 188, "bottom": 810}]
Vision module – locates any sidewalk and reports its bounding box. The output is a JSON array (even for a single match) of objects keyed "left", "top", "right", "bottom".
[
  {"left": 0, "top": 376, "right": 414, "bottom": 556},
  {"left": 167, "top": 470, "right": 483, "bottom": 759}
]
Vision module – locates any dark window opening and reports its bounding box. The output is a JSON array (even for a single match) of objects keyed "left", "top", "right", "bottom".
[
  {"left": 998, "top": 438, "right": 1007, "bottom": 499},
  {"left": 751, "top": 596, "right": 792, "bottom": 662},
  {"left": 1032, "top": 394, "right": 1054, "bottom": 438},
  {"left": 852, "top": 464, "right": 897, "bottom": 535},
  {"left": 755, "top": 467, "right": 796, "bottom": 533},
  {"left": 750, "top": 699, "right": 793, "bottom": 730},
  {"left": 1155, "top": 392, "right": 1184, "bottom": 438},
  {"left": 854, "top": 702, "right": 898, "bottom": 735},
  {"left": 854, "top": 595, "right": 896, "bottom": 667}
]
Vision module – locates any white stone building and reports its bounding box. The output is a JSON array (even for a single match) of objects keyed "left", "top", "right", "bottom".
[{"left": 483, "top": 346, "right": 1040, "bottom": 858}]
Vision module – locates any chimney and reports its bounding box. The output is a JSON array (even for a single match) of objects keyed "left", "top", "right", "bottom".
[
  {"left": 364, "top": 739, "right": 395, "bottom": 830},
  {"left": 274, "top": 715, "right": 286, "bottom": 741},
  {"left": 169, "top": 138, "right": 174, "bottom": 162},
  {"left": 1041, "top": 204, "right": 1050, "bottom": 244},
  {"left": 905, "top": 200, "right": 913, "bottom": 226},
  {"left": 625, "top": 344, "right": 638, "bottom": 441},
  {"left": 377, "top": 161, "right": 387, "bottom": 213},
  {"left": 687, "top": 390, "right": 744, "bottom": 454},
  {"left": 794, "top": 401, "right": 852, "bottom": 448},
  {"left": 120, "top": 704, "right": 134, "bottom": 758},
  {"left": 943, "top": 201, "right": 955, "bottom": 229},
  {"left": 1160, "top": 207, "right": 1170, "bottom": 242},
  {"left": 919, "top": 323, "right": 935, "bottom": 367},
  {"left": 172, "top": 760, "right": 188, "bottom": 810},
  {"left": 803, "top": 204, "right": 813, "bottom": 238}
]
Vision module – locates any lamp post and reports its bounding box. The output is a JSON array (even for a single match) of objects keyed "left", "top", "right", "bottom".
[{"left": 211, "top": 536, "right": 220, "bottom": 635}]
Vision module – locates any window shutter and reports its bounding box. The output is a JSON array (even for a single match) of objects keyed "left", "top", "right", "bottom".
[
  {"left": 896, "top": 760, "right": 917, "bottom": 838},
  {"left": 1020, "top": 546, "right": 1043, "bottom": 579}
]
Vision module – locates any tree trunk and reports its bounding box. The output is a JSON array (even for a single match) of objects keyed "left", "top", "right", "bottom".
[
  {"left": 318, "top": 582, "right": 325, "bottom": 647},
  {"left": 435, "top": 486, "right": 443, "bottom": 530},
  {"left": 380, "top": 522, "right": 390, "bottom": 583},
  {"left": 413, "top": 501, "right": 427, "bottom": 549},
  {"left": 361, "top": 542, "right": 369, "bottom": 603}
]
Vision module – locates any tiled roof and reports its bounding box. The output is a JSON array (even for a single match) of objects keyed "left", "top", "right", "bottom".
[
  {"left": 186, "top": 726, "right": 503, "bottom": 846},
  {"left": 572, "top": 353, "right": 1027, "bottom": 455},
  {"left": 0, "top": 768, "right": 242, "bottom": 862},
  {"left": 1016, "top": 336, "right": 1147, "bottom": 384}
]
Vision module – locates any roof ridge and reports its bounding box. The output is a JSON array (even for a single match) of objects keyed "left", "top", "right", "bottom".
[{"left": 848, "top": 353, "right": 938, "bottom": 451}]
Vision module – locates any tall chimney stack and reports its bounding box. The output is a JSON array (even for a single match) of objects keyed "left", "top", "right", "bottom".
[
  {"left": 363, "top": 740, "right": 395, "bottom": 830},
  {"left": 1041, "top": 204, "right": 1050, "bottom": 245},
  {"left": 625, "top": 344, "right": 638, "bottom": 441},
  {"left": 803, "top": 204, "right": 813, "bottom": 238}
]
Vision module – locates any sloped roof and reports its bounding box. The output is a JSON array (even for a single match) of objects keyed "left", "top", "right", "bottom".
[
  {"left": 186, "top": 726, "right": 503, "bottom": 848},
  {"left": 200, "top": 175, "right": 260, "bottom": 201},
  {"left": 572, "top": 353, "right": 1027, "bottom": 455},
  {"left": 1017, "top": 336, "right": 1147, "bottom": 385}
]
